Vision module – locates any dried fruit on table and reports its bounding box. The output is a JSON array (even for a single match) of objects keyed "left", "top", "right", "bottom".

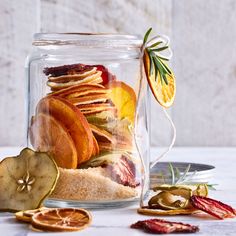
[
  {"left": 15, "top": 207, "right": 47, "bottom": 223},
  {"left": 131, "top": 219, "right": 199, "bottom": 234},
  {"left": 30, "top": 113, "right": 78, "bottom": 169},
  {"left": 106, "top": 81, "right": 136, "bottom": 124},
  {"left": 137, "top": 207, "right": 198, "bottom": 216},
  {"left": 191, "top": 195, "right": 236, "bottom": 219},
  {"left": 152, "top": 184, "right": 208, "bottom": 198},
  {"left": 0, "top": 148, "right": 59, "bottom": 212},
  {"left": 36, "top": 96, "right": 93, "bottom": 164},
  {"left": 149, "top": 184, "right": 208, "bottom": 210},
  {"left": 148, "top": 191, "right": 189, "bottom": 210},
  {"left": 31, "top": 208, "right": 92, "bottom": 232}
]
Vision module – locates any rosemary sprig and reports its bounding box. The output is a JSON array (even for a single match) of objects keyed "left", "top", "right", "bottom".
[
  {"left": 143, "top": 28, "right": 173, "bottom": 85},
  {"left": 159, "top": 163, "right": 217, "bottom": 190}
]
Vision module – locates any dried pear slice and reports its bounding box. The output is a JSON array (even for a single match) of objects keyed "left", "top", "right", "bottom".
[
  {"left": 0, "top": 148, "right": 59, "bottom": 212},
  {"left": 148, "top": 191, "right": 189, "bottom": 210}
]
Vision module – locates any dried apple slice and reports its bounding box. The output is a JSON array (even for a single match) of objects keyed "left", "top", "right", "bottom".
[
  {"left": 36, "top": 97, "right": 93, "bottom": 164},
  {"left": 0, "top": 148, "right": 59, "bottom": 212},
  {"left": 30, "top": 113, "right": 78, "bottom": 169},
  {"left": 106, "top": 81, "right": 136, "bottom": 123},
  {"left": 49, "top": 83, "right": 105, "bottom": 97}
]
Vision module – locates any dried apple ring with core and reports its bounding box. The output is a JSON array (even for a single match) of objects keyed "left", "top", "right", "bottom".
[
  {"left": 30, "top": 113, "right": 78, "bottom": 169},
  {"left": 36, "top": 96, "right": 94, "bottom": 164},
  {"left": 0, "top": 148, "right": 59, "bottom": 212}
]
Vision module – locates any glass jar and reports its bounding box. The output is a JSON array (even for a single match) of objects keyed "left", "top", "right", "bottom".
[{"left": 26, "top": 33, "right": 150, "bottom": 208}]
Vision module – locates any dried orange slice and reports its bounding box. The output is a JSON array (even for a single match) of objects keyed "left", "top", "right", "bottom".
[
  {"left": 31, "top": 208, "right": 92, "bottom": 232},
  {"left": 30, "top": 113, "right": 78, "bottom": 169},
  {"left": 143, "top": 50, "right": 176, "bottom": 108},
  {"left": 106, "top": 81, "right": 136, "bottom": 123},
  {"left": 15, "top": 211, "right": 32, "bottom": 223},
  {"left": 36, "top": 97, "right": 94, "bottom": 164}
]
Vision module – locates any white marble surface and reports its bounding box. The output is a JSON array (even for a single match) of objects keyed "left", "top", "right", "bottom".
[{"left": 0, "top": 147, "right": 236, "bottom": 235}]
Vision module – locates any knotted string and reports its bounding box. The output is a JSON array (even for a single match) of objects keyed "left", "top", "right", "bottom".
[{"left": 135, "top": 33, "right": 177, "bottom": 207}]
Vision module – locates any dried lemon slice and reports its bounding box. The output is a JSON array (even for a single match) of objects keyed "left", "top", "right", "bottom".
[
  {"left": 143, "top": 50, "right": 176, "bottom": 108},
  {"left": 31, "top": 208, "right": 92, "bottom": 232},
  {"left": 0, "top": 148, "right": 59, "bottom": 212}
]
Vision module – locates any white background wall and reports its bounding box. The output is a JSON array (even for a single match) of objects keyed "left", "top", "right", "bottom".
[{"left": 0, "top": 0, "right": 235, "bottom": 147}]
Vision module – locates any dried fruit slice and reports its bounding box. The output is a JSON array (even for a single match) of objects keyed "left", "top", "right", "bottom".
[
  {"left": 30, "top": 113, "right": 78, "bottom": 169},
  {"left": 69, "top": 94, "right": 109, "bottom": 106},
  {"left": 143, "top": 50, "right": 176, "bottom": 108},
  {"left": 92, "top": 136, "right": 100, "bottom": 156},
  {"left": 31, "top": 208, "right": 92, "bottom": 232},
  {"left": 131, "top": 219, "right": 199, "bottom": 234},
  {"left": 47, "top": 71, "right": 102, "bottom": 90},
  {"left": 0, "top": 148, "right": 59, "bottom": 212},
  {"left": 137, "top": 207, "right": 198, "bottom": 216},
  {"left": 15, "top": 207, "right": 47, "bottom": 223},
  {"left": 93, "top": 65, "right": 116, "bottom": 85},
  {"left": 15, "top": 211, "right": 32, "bottom": 223},
  {"left": 48, "top": 67, "right": 97, "bottom": 82},
  {"left": 106, "top": 81, "right": 136, "bottom": 123},
  {"left": 49, "top": 83, "right": 105, "bottom": 97},
  {"left": 36, "top": 97, "right": 94, "bottom": 164},
  {"left": 106, "top": 155, "right": 139, "bottom": 188},
  {"left": 98, "top": 141, "right": 133, "bottom": 152},
  {"left": 148, "top": 191, "right": 189, "bottom": 210},
  {"left": 89, "top": 123, "right": 116, "bottom": 144},
  {"left": 191, "top": 195, "right": 236, "bottom": 219}
]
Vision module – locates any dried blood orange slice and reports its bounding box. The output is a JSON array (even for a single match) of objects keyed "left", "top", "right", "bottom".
[
  {"left": 30, "top": 113, "right": 78, "bottom": 169},
  {"left": 36, "top": 97, "right": 93, "bottom": 164},
  {"left": 106, "top": 81, "right": 136, "bottom": 123},
  {"left": 191, "top": 195, "right": 236, "bottom": 219},
  {"left": 31, "top": 208, "right": 92, "bottom": 232},
  {"left": 143, "top": 50, "right": 176, "bottom": 108}
]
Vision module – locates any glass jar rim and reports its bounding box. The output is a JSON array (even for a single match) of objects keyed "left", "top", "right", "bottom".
[{"left": 33, "top": 33, "right": 143, "bottom": 48}]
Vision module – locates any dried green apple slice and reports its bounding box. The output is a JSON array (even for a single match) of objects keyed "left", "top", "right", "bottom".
[{"left": 0, "top": 148, "right": 59, "bottom": 212}]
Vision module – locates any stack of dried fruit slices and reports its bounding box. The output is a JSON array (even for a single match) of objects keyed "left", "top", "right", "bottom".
[{"left": 29, "top": 63, "right": 140, "bottom": 201}]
